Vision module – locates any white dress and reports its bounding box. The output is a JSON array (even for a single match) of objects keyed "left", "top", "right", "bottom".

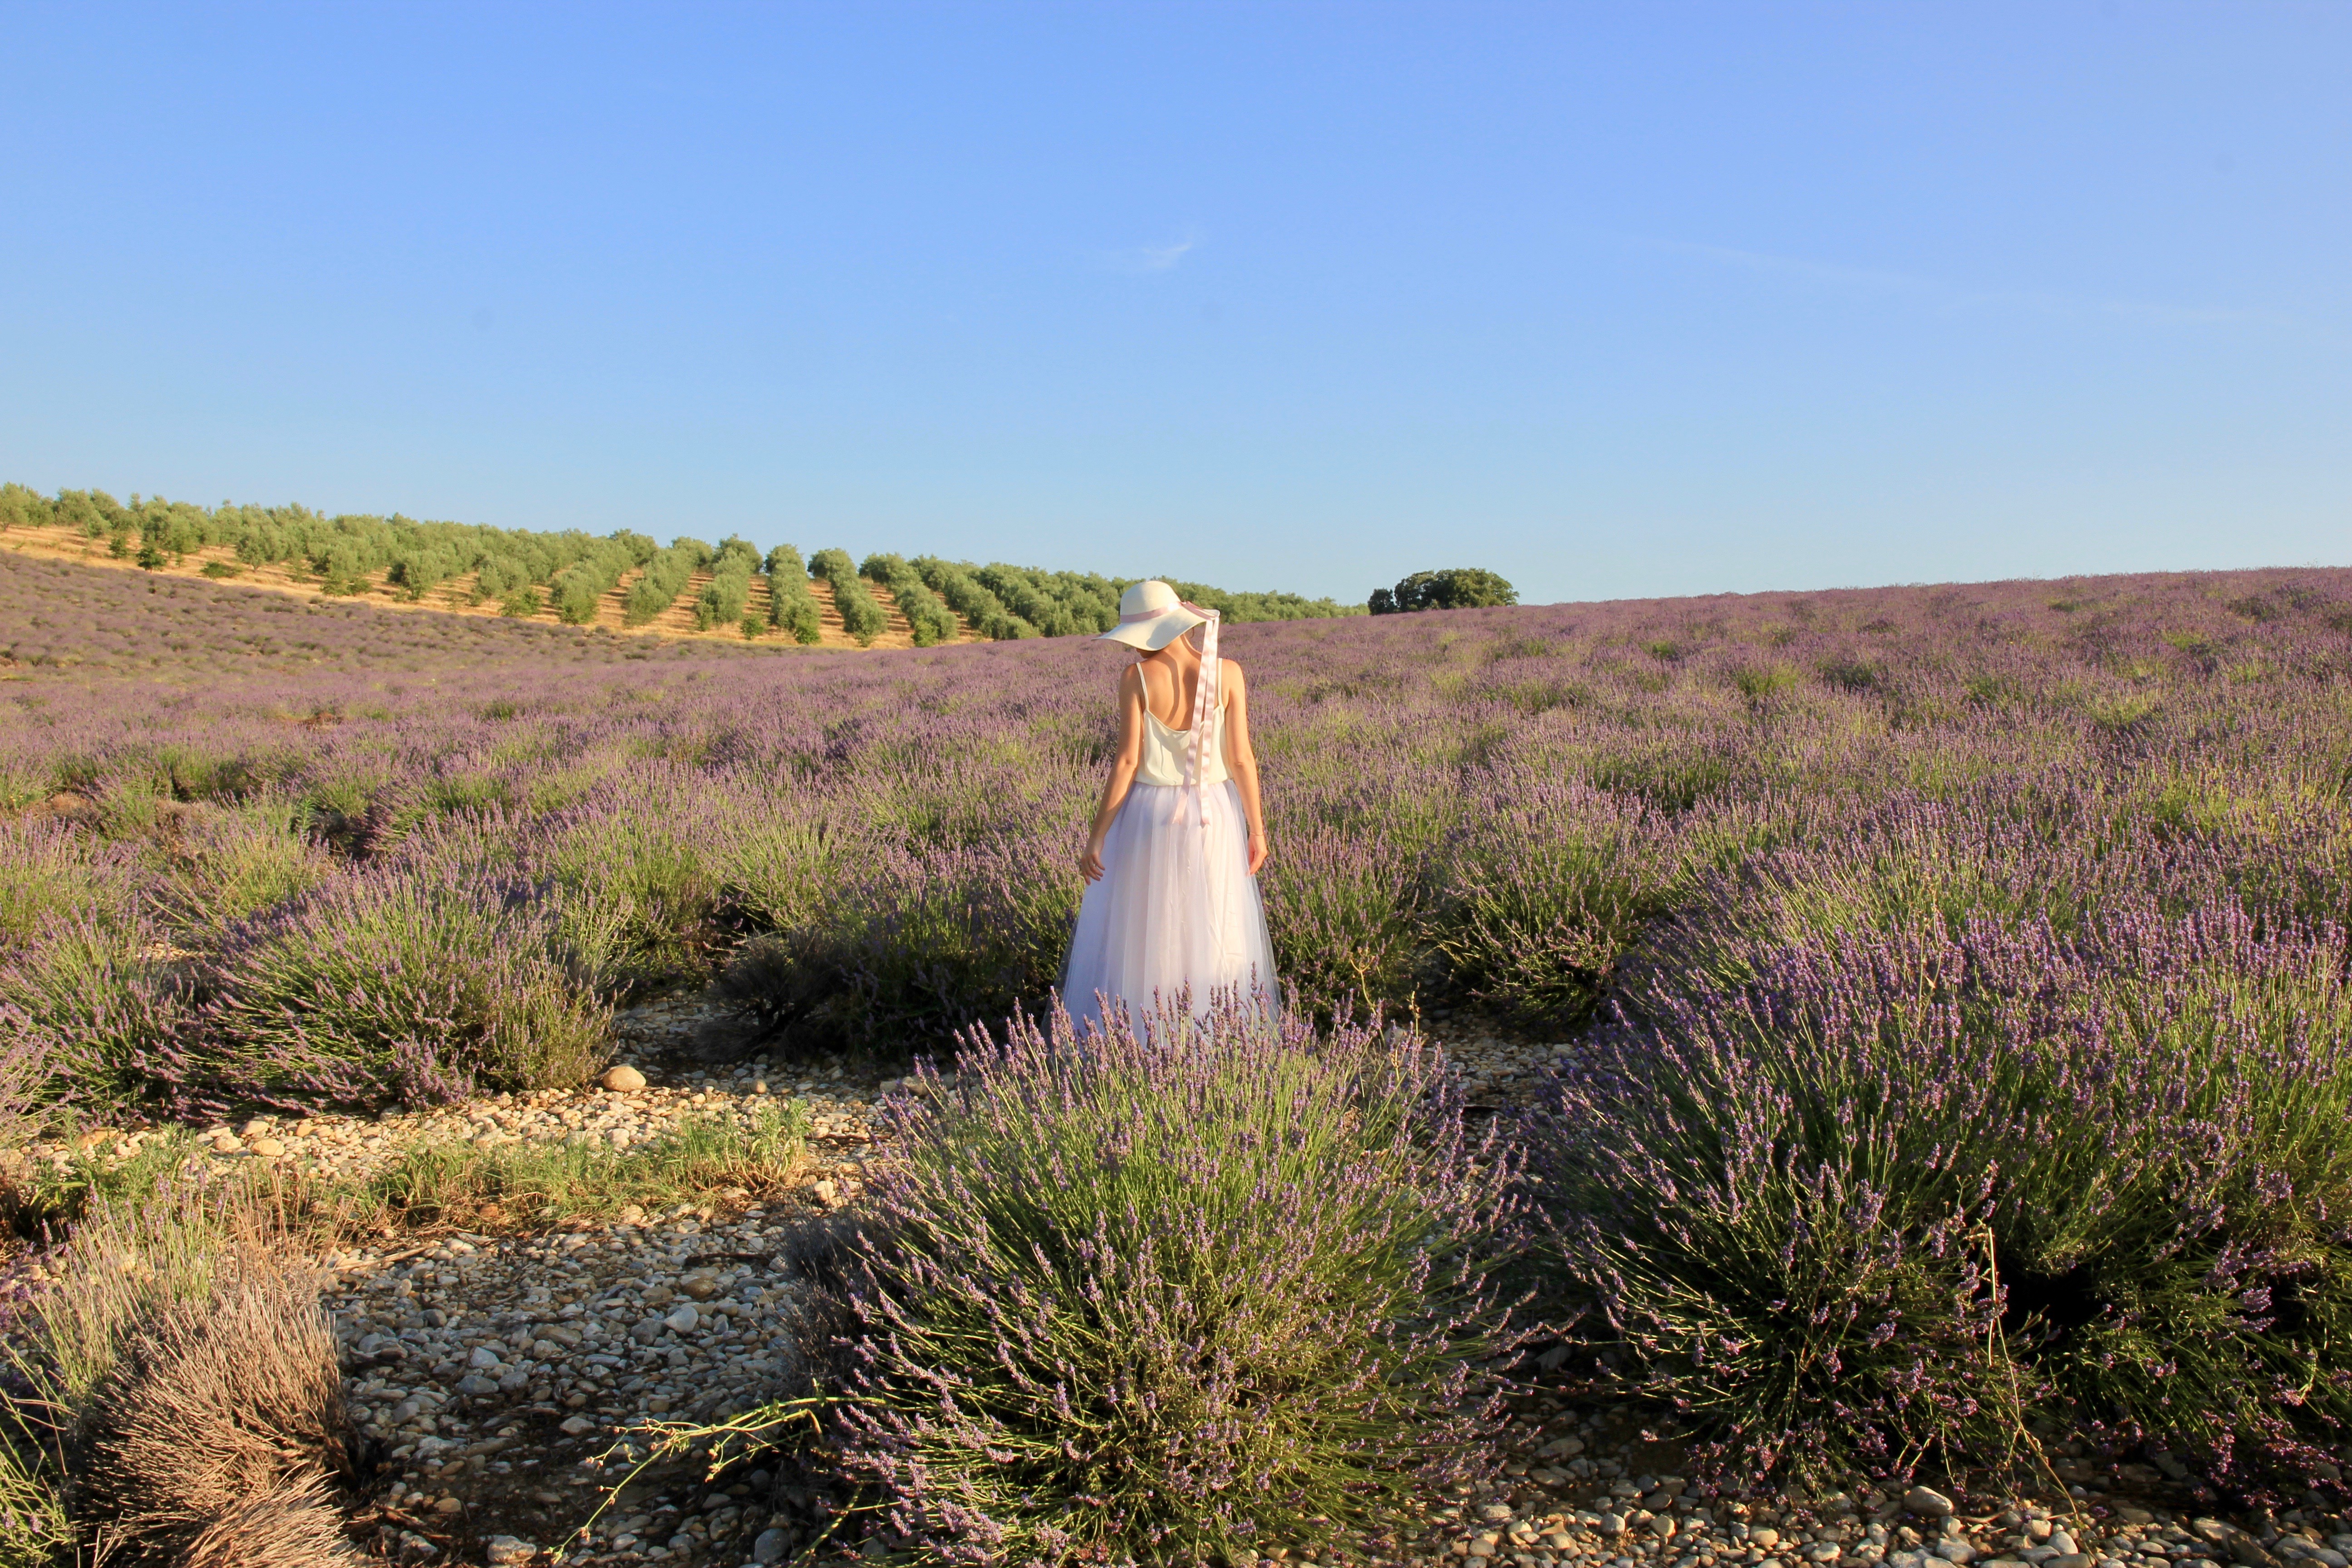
[{"left": 1061, "top": 697, "right": 1279, "bottom": 1031}]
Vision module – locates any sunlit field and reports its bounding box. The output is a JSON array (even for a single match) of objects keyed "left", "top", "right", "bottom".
[{"left": 5, "top": 552, "right": 2351, "bottom": 1559}]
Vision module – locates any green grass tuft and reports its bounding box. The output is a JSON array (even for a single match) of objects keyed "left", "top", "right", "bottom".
[{"left": 356, "top": 1100, "right": 810, "bottom": 1225}]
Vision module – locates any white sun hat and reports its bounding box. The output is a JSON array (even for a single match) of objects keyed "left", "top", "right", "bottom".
[{"left": 1099, "top": 578, "right": 1209, "bottom": 651}]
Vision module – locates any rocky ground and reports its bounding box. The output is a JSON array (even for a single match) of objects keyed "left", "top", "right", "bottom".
[
  {"left": 312, "top": 994, "right": 892, "bottom": 1566},
  {"left": 21, "top": 1008, "right": 2346, "bottom": 1568},
  {"left": 1381, "top": 1422, "right": 2352, "bottom": 1568}
]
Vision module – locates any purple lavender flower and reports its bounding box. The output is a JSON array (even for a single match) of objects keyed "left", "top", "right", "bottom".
[{"left": 828, "top": 995, "right": 1522, "bottom": 1563}]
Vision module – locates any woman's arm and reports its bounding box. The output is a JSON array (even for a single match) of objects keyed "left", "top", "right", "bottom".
[
  {"left": 1221, "top": 658, "right": 1269, "bottom": 876},
  {"left": 1079, "top": 663, "right": 1147, "bottom": 882}
]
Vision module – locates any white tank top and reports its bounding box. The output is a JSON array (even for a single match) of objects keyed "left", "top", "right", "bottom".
[{"left": 1137, "top": 708, "right": 1228, "bottom": 788}]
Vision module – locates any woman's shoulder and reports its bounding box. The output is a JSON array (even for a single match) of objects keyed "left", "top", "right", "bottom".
[{"left": 1217, "top": 655, "right": 1246, "bottom": 682}]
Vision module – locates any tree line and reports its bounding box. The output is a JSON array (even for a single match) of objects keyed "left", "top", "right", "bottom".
[{"left": 0, "top": 483, "right": 1377, "bottom": 638}]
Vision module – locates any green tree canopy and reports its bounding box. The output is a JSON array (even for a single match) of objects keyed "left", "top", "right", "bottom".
[{"left": 1368, "top": 568, "right": 1517, "bottom": 615}]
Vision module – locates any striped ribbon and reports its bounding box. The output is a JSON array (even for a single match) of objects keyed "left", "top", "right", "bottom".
[
  {"left": 1177, "top": 603, "right": 1219, "bottom": 827},
  {"left": 1111, "top": 600, "right": 1221, "bottom": 827}
]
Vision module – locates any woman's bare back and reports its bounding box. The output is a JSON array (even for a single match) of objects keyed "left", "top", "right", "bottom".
[
  {"left": 1134, "top": 642, "right": 1237, "bottom": 732},
  {"left": 1080, "top": 618, "right": 1268, "bottom": 883}
]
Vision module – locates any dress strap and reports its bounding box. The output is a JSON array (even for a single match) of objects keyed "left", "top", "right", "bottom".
[{"left": 1175, "top": 604, "right": 1220, "bottom": 827}]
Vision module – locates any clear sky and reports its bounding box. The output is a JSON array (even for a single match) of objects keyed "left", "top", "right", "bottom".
[{"left": 3, "top": 3, "right": 2345, "bottom": 606}]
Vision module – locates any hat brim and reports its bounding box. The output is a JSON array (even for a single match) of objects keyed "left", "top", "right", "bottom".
[{"left": 1097, "top": 607, "right": 1206, "bottom": 651}]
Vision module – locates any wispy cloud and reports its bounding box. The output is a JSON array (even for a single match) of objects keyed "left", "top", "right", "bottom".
[
  {"left": 1623, "top": 232, "right": 2293, "bottom": 330},
  {"left": 1103, "top": 230, "right": 1201, "bottom": 274}
]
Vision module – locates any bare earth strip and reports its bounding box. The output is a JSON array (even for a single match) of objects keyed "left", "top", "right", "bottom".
[{"left": 0, "top": 523, "right": 979, "bottom": 651}]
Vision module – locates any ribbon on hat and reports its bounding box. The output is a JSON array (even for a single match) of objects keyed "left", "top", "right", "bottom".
[{"left": 1176, "top": 602, "right": 1219, "bottom": 828}]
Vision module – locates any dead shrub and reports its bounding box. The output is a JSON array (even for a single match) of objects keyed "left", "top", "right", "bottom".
[
  {"left": 177, "top": 1471, "right": 361, "bottom": 1568},
  {"left": 70, "top": 1250, "right": 354, "bottom": 1563}
]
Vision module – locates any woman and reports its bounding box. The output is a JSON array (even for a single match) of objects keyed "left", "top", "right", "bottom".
[{"left": 1062, "top": 579, "right": 1277, "bottom": 1029}]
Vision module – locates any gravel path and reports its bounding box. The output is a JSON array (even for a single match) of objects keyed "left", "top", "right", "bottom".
[
  {"left": 327, "top": 1194, "right": 826, "bottom": 1565},
  {"left": 21, "top": 1008, "right": 2346, "bottom": 1567},
  {"left": 1381, "top": 1419, "right": 2352, "bottom": 1568},
  {"left": 313, "top": 995, "right": 891, "bottom": 1566}
]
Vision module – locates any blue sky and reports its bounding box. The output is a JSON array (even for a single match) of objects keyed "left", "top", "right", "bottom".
[{"left": 2, "top": 2, "right": 2344, "bottom": 606}]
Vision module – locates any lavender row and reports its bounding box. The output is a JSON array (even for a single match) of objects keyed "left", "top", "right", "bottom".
[
  {"left": 4, "top": 557, "right": 2352, "bottom": 1503},
  {"left": 5, "top": 562, "right": 2350, "bottom": 1092}
]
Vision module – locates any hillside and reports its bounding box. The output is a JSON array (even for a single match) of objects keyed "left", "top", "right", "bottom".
[
  {"left": 0, "top": 550, "right": 775, "bottom": 684},
  {"left": 0, "top": 484, "right": 1362, "bottom": 650}
]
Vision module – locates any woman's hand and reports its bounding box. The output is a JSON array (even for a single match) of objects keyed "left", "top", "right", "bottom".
[
  {"left": 1246, "top": 829, "right": 1269, "bottom": 877},
  {"left": 1080, "top": 837, "right": 1108, "bottom": 883}
]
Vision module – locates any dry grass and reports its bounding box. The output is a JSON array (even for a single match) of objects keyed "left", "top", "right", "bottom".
[
  {"left": 73, "top": 1254, "right": 353, "bottom": 1561},
  {"left": 0, "top": 1113, "right": 811, "bottom": 1563},
  {"left": 0, "top": 1186, "right": 360, "bottom": 1567},
  {"left": 20, "top": 1196, "right": 233, "bottom": 1413},
  {"left": 173, "top": 1471, "right": 361, "bottom": 1568}
]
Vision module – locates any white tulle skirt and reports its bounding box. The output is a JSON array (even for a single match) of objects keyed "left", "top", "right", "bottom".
[{"left": 1062, "top": 780, "right": 1278, "bottom": 1031}]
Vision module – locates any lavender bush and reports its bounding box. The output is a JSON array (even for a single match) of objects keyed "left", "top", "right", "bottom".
[
  {"left": 4, "top": 546, "right": 2352, "bottom": 1475},
  {"left": 534, "top": 786, "right": 736, "bottom": 990},
  {"left": 1527, "top": 903, "right": 2352, "bottom": 1488},
  {"left": 1255, "top": 821, "right": 1422, "bottom": 1016},
  {"left": 0, "top": 820, "right": 142, "bottom": 949},
  {"left": 1431, "top": 771, "right": 1685, "bottom": 1024},
  {"left": 713, "top": 818, "right": 1085, "bottom": 1050},
  {"left": 831, "top": 997, "right": 1520, "bottom": 1563},
  {"left": 0, "top": 914, "right": 184, "bottom": 1112},
  {"left": 0, "top": 969, "right": 54, "bottom": 1176},
  {"left": 153, "top": 803, "right": 333, "bottom": 940},
  {"left": 192, "top": 869, "right": 608, "bottom": 1112}
]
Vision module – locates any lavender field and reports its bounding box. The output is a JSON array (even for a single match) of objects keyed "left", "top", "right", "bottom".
[{"left": 6, "top": 551, "right": 2352, "bottom": 1528}]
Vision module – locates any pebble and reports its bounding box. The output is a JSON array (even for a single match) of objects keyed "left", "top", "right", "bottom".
[
  {"left": 27, "top": 1027, "right": 873, "bottom": 1195},
  {"left": 34, "top": 1004, "right": 2352, "bottom": 1566},
  {"left": 294, "top": 999, "right": 901, "bottom": 1562},
  {"left": 328, "top": 1196, "right": 818, "bottom": 1561}
]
